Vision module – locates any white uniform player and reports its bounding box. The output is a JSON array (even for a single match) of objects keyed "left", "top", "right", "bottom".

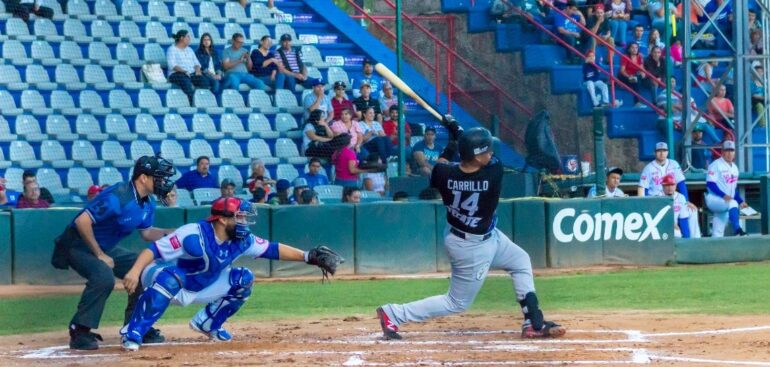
[
  {"left": 662, "top": 175, "right": 692, "bottom": 238},
  {"left": 705, "top": 141, "right": 747, "bottom": 237},
  {"left": 638, "top": 142, "right": 687, "bottom": 197},
  {"left": 587, "top": 167, "right": 627, "bottom": 198}
]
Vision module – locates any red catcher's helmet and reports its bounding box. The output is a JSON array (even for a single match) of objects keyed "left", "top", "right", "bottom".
[{"left": 661, "top": 174, "right": 676, "bottom": 186}]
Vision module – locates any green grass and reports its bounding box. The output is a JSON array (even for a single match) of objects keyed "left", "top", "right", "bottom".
[{"left": 2, "top": 262, "right": 770, "bottom": 336}]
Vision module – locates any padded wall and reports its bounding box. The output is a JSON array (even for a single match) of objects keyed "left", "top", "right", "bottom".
[
  {"left": 545, "top": 199, "right": 604, "bottom": 267},
  {"left": 12, "top": 208, "right": 83, "bottom": 284},
  {"left": 601, "top": 197, "right": 675, "bottom": 265},
  {"left": 510, "top": 199, "right": 548, "bottom": 268},
  {"left": 676, "top": 236, "right": 770, "bottom": 263},
  {"left": 0, "top": 212, "right": 11, "bottom": 284}
]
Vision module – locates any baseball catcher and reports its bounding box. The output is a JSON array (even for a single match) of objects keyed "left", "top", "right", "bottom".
[{"left": 119, "top": 197, "right": 342, "bottom": 351}]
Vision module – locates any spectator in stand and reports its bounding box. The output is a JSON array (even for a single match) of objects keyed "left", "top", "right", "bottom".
[
  {"left": 8, "top": 0, "right": 52, "bottom": 22},
  {"left": 677, "top": 0, "right": 705, "bottom": 33},
  {"left": 584, "top": 4, "right": 612, "bottom": 51},
  {"left": 362, "top": 154, "right": 387, "bottom": 196},
  {"left": 587, "top": 167, "right": 626, "bottom": 197},
  {"left": 290, "top": 178, "right": 309, "bottom": 204},
  {"left": 331, "top": 81, "right": 354, "bottom": 121},
  {"left": 704, "top": 0, "right": 732, "bottom": 39},
  {"left": 0, "top": 178, "right": 6, "bottom": 205},
  {"left": 412, "top": 127, "right": 443, "bottom": 177},
  {"left": 303, "top": 80, "right": 333, "bottom": 123},
  {"left": 353, "top": 82, "right": 383, "bottom": 122},
  {"left": 274, "top": 34, "right": 310, "bottom": 91},
  {"left": 647, "top": 29, "right": 665, "bottom": 52},
  {"left": 418, "top": 187, "right": 442, "bottom": 201},
  {"left": 299, "top": 158, "right": 330, "bottom": 189},
  {"left": 167, "top": 30, "right": 210, "bottom": 103},
  {"left": 630, "top": 25, "right": 646, "bottom": 54},
  {"left": 618, "top": 43, "right": 647, "bottom": 107},
  {"left": 750, "top": 29, "right": 764, "bottom": 55},
  {"left": 300, "top": 189, "right": 319, "bottom": 205},
  {"left": 607, "top": 0, "right": 631, "bottom": 47},
  {"left": 332, "top": 134, "right": 374, "bottom": 188},
  {"left": 16, "top": 181, "right": 50, "bottom": 209},
  {"left": 690, "top": 124, "right": 711, "bottom": 170},
  {"left": 752, "top": 63, "right": 766, "bottom": 128},
  {"left": 247, "top": 35, "right": 279, "bottom": 89},
  {"left": 709, "top": 84, "right": 735, "bottom": 126},
  {"left": 250, "top": 186, "right": 267, "bottom": 204},
  {"left": 246, "top": 159, "right": 274, "bottom": 197},
  {"left": 392, "top": 191, "right": 409, "bottom": 202},
  {"left": 648, "top": 0, "right": 677, "bottom": 36},
  {"left": 223, "top": 33, "right": 266, "bottom": 91},
  {"left": 195, "top": 33, "right": 223, "bottom": 94},
  {"left": 520, "top": 0, "right": 549, "bottom": 23},
  {"left": 354, "top": 59, "right": 383, "bottom": 98},
  {"left": 174, "top": 156, "right": 218, "bottom": 191},
  {"left": 303, "top": 109, "right": 347, "bottom": 159},
  {"left": 554, "top": 0, "right": 585, "bottom": 64},
  {"left": 163, "top": 185, "right": 178, "bottom": 207},
  {"left": 21, "top": 170, "right": 55, "bottom": 204},
  {"left": 383, "top": 105, "right": 412, "bottom": 147},
  {"left": 670, "top": 38, "right": 683, "bottom": 66},
  {"left": 86, "top": 185, "right": 102, "bottom": 201},
  {"left": 331, "top": 108, "right": 368, "bottom": 160},
  {"left": 380, "top": 82, "right": 398, "bottom": 112},
  {"left": 342, "top": 187, "right": 362, "bottom": 204},
  {"left": 268, "top": 179, "right": 291, "bottom": 205},
  {"left": 657, "top": 77, "right": 720, "bottom": 143},
  {"left": 696, "top": 59, "right": 719, "bottom": 96},
  {"left": 644, "top": 46, "right": 666, "bottom": 101},
  {"left": 359, "top": 107, "right": 395, "bottom": 164},
  {"left": 705, "top": 140, "right": 747, "bottom": 237},
  {"left": 220, "top": 178, "right": 236, "bottom": 198},
  {"left": 583, "top": 50, "right": 612, "bottom": 108},
  {"left": 749, "top": 9, "right": 761, "bottom": 31}
]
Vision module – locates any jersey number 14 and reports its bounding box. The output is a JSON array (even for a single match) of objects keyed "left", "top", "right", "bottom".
[{"left": 450, "top": 190, "right": 480, "bottom": 217}]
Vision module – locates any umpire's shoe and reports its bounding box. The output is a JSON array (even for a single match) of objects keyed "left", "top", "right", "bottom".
[
  {"left": 142, "top": 327, "right": 166, "bottom": 344},
  {"left": 376, "top": 307, "right": 402, "bottom": 340},
  {"left": 521, "top": 320, "right": 567, "bottom": 338},
  {"left": 69, "top": 326, "right": 103, "bottom": 350}
]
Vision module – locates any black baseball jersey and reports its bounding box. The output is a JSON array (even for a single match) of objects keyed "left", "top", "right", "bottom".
[{"left": 430, "top": 157, "right": 504, "bottom": 235}]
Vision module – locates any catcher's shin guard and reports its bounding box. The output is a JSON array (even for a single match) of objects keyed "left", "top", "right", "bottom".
[
  {"left": 191, "top": 267, "right": 253, "bottom": 340},
  {"left": 121, "top": 267, "right": 186, "bottom": 344}
]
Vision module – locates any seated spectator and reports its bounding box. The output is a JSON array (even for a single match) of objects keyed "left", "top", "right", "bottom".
[
  {"left": 648, "top": 0, "right": 676, "bottom": 36},
  {"left": 299, "top": 157, "right": 330, "bottom": 189},
  {"left": 303, "top": 109, "right": 348, "bottom": 159},
  {"left": 21, "top": 170, "right": 54, "bottom": 204},
  {"left": 16, "top": 182, "right": 50, "bottom": 209},
  {"left": 554, "top": 0, "right": 585, "bottom": 63},
  {"left": 268, "top": 179, "right": 292, "bottom": 205},
  {"left": 300, "top": 189, "right": 319, "bottom": 205},
  {"left": 392, "top": 191, "right": 409, "bottom": 202},
  {"left": 362, "top": 154, "right": 387, "bottom": 196},
  {"left": 662, "top": 174, "right": 694, "bottom": 238},
  {"left": 618, "top": 43, "right": 647, "bottom": 107},
  {"left": 704, "top": 0, "right": 732, "bottom": 39},
  {"left": 247, "top": 35, "right": 278, "bottom": 89},
  {"left": 164, "top": 185, "right": 179, "bottom": 207},
  {"left": 175, "top": 156, "right": 218, "bottom": 191},
  {"left": 0, "top": 178, "right": 6, "bottom": 206},
  {"left": 677, "top": 0, "right": 706, "bottom": 34},
  {"left": 418, "top": 187, "right": 442, "bottom": 200},
  {"left": 359, "top": 107, "right": 395, "bottom": 164},
  {"left": 331, "top": 108, "right": 368, "bottom": 160},
  {"left": 749, "top": 9, "right": 762, "bottom": 32},
  {"left": 86, "top": 185, "right": 102, "bottom": 201},
  {"left": 332, "top": 134, "right": 375, "bottom": 188},
  {"left": 167, "top": 30, "right": 210, "bottom": 103},
  {"left": 303, "top": 80, "right": 333, "bottom": 123},
  {"left": 655, "top": 77, "right": 718, "bottom": 142},
  {"left": 342, "top": 187, "right": 361, "bottom": 204},
  {"left": 220, "top": 178, "right": 236, "bottom": 198},
  {"left": 354, "top": 59, "right": 384, "bottom": 98},
  {"left": 331, "top": 81, "right": 354, "bottom": 121},
  {"left": 290, "top": 178, "right": 309, "bottom": 204},
  {"left": 690, "top": 124, "right": 711, "bottom": 170},
  {"left": 380, "top": 82, "right": 398, "bottom": 112},
  {"left": 383, "top": 105, "right": 412, "bottom": 147},
  {"left": 353, "top": 82, "right": 383, "bottom": 122},
  {"left": 490, "top": 0, "right": 516, "bottom": 21},
  {"left": 607, "top": 0, "right": 631, "bottom": 47},
  {"left": 696, "top": 59, "right": 719, "bottom": 96},
  {"left": 584, "top": 4, "right": 612, "bottom": 51},
  {"left": 587, "top": 167, "right": 627, "bottom": 197},
  {"left": 250, "top": 186, "right": 267, "bottom": 204},
  {"left": 752, "top": 63, "right": 766, "bottom": 127},
  {"left": 670, "top": 38, "right": 684, "bottom": 66},
  {"left": 519, "top": 0, "right": 549, "bottom": 22},
  {"left": 274, "top": 34, "right": 312, "bottom": 91},
  {"left": 0, "top": 178, "right": 20, "bottom": 207},
  {"left": 708, "top": 84, "right": 735, "bottom": 126},
  {"left": 630, "top": 25, "right": 646, "bottom": 54},
  {"left": 583, "top": 50, "right": 611, "bottom": 108},
  {"left": 647, "top": 29, "right": 665, "bottom": 52},
  {"left": 8, "top": 0, "right": 52, "bottom": 22},
  {"left": 223, "top": 33, "right": 266, "bottom": 91},
  {"left": 412, "top": 127, "right": 444, "bottom": 176},
  {"left": 644, "top": 46, "right": 666, "bottom": 101},
  {"left": 195, "top": 33, "right": 223, "bottom": 94},
  {"left": 247, "top": 159, "right": 274, "bottom": 196},
  {"left": 750, "top": 29, "right": 764, "bottom": 55}
]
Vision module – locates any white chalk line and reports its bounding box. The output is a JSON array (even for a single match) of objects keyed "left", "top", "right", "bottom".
[{"left": 644, "top": 325, "right": 770, "bottom": 337}]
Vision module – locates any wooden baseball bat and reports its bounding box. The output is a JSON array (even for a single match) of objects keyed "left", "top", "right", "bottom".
[{"left": 374, "top": 63, "right": 443, "bottom": 121}]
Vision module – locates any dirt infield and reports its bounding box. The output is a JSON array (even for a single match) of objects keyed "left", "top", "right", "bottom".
[{"left": 3, "top": 311, "right": 770, "bottom": 366}]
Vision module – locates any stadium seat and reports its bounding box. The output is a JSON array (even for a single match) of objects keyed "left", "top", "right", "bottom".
[
  {"left": 98, "top": 167, "right": 124, "bottom": 186},
  {"left": 119, "top": 20, "right": 146, "bottom": 44},
  {"left": 307, "top": 67, "right": 324, "bottom": 86},
  {"left": 143, "top": 43, "right": 168, "bottom": 67},
  {"left": 59, "top": 41, "right": 89, "bottom": 65},
  {"left": 45, "top": 114, "right": 79, "bottom": 141},
  {"left": 220, "top": 113, "right": 252, "bottom": 139},
  {"left": 117, "top": 42, "right": 143, "bottom": 67},
  {"left": 10, "top": 141, "right": 44, "bottom": 169},
  {"left": 0, "top": 64, "right": 29, "bottom": 90},
  {"left": 224, "top": 2, "right": 248, "bottom": 23},
  {"left": 30, "top": 40, "right": 59, "bottom": 66},
  {"left": 197, "top": 22, "right": 222, "bottom": 43},
  {"left": 71, "top": 140, "right": 105, "bottom": 168},
  {"left": 218, "top": 165, "right": 244, "bottom": 187},
  {"left": 247, "top": 138, "right": 279, "bottom": 165},
  {"left": 106, "top": 113, "right": 140, "bottom": 141},
  {"left": 25, "top": 64, "right": 57, "bottom": 90},
  {"left": 148, "top": 0, "right": 174, "bottom": 22},
  {"left": 274, "top": 89, "right": 303, "bottom": 114},
  {"left": 275, "top": 24, "right": 302, "bottom": 45},
  {"left": 218, "top": 139, "right": 251, "bottom": 166},
  {"left": 248, "top": 89, "right": 279, "bottom": 114},
  {"left": 166, "top": 89, "right": 197, "bottom": 115},
  {"left": 79, "top": 90, "right": 112, "bottom": 115},
  {"left": 327, "top": 67, "right": 351, "bottom": 90},
  {"left": 135, "top": 114, "right": 168, "bottom": 141},
  {"left": 113, "top": 64, "right": 144, "bottom": 90},
  {"left": 2, "top": 40, "right": 32, "bottom": 66},
  {"left": 139, "top": 89, "right": 170, "bottom": 115},
  {"left": 67, "top": 167, "right": 95, "bottom": 195},
  {"left": 50, "top": 91, "right": 82, "bottom": 117},
  {"left": 101, "top": 140, "right": 134, "bottom": 167},
  {"left": 247, "top": 113, "right": 280, "bottom": 139},
  {"left": 163, "top": 113, "right": 196, "bottom": 140},
  {"left": 275, "top": 138, "right": 307, "bottom": 164},
  {"left": 248, "top": 23, "right": 271, "bottom": 41},
  {"left": 21, "top": 90, "right": 53, "bottom": 115},
  {"left": 33, "top": 19, "right": 63, "bottom": 42},
  {"left": 276, "top": 163, "right": 300, "bottom": 182},
  {"left": 121, "top": 0, "right": 147, "bottom": 21},
  {"left": 15, "top": 114, "right": 47, "bottom": 142},
  {"left": 66, "top": 0, "right": 93, "bottom": 20},
  {"left": 173, "top": 2, "right": 200, "bottom": 22},
  {"left": 160, "top": 139, "right": 194, "bottom": 167},
  {"left": 314, "top": 185, "right": 343, "bottom": 200},
  {"left": 109, "top": 90, "right": 141, "bottom": 115},
  {"left": 75, "top": 114, "right": 109, "bottom": 141},
  {"left": 54, "top": 64, "right": 87, "bottom": 91},
  {"left": 4, "top": 18, "right": 34, "bottom": 42},
  {"left": 146, "top": 21, "right": 171, "bottom": 45},
  {"left": 41, "top": 140, "right": 75, "bottom": 169},
  {"left": 63, "top": 19, "right": 91, "bottom": 43},
  {"left": 189, "top": 139, "right": 222, "bottom": 165},
  {"left": 192, "top": 114, "right": 225, "bottom": 139},
  {"left": 91, "top": 20, "right": 120, "bottom": 44},
  {"left": 193, "top": 89, "right": 225, "bottom": 115},
  {"left": 223, "top": 23, "right": 245, "bottom": 42},
  {"left": 301, "top": 46, "right": 329, "bottom": 68},
  {"left": 3, "top": 168, "right": 24, "bottom": 191},
  {"left": 37, "top": 168, "right": 69, "bottom": 195},
  {"left": 42, "top": 0, "right": 64, "bottom": 19},
  {"left": 171, "top": 22, "right": 193, "bottom": 39},
  {"left": 94, "top": 0, "right": 119, "bottom": 19},
  {"left": 199, "top": 1, "right": 225, "bottom": 24},
  {"left": 192, "top": 188, "right": 220, "bottom": 205},
  {"left": 89, "top": 42, "right": 118, "bottom": 67},
  {"left": 275, "top": 113, "right": 303, "bottom": 139},
  {"left": 130, "top": 140, "right": 156, "bottom": 160},
  {"left": 221, "top": 89, "right": 251, "bottom": 114},
  {"left": 0, "top": 90, "right": 23, "bottom": 116},
  {"left": 247, "top": 163, "right": 273, "bottom": 180},
  {"left": 84, "top": 65, "right": 116, "bottom": 91},
  {"left": 0, "top": 149, "right": 11, "bottom": 169},
  {"left": 175, "top": 188, "right": 195, "bottom": 207},
  {"left": 250, "top": 4, "right": 278, "bottom": 25}
]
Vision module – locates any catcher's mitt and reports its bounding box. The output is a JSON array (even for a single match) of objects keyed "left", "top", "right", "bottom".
[{"left": 307, "top": 246, "right": 344, "bottom": 282}]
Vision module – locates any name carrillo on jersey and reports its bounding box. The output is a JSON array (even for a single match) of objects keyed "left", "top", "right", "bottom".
[{"left": 552, "top": 207, "right": 671, "bottom": 243}]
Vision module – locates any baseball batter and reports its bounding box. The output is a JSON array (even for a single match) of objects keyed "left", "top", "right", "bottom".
[
  {"left": 119, "top": 197, "right": 342, "bottom": 351},
  {"left": 705, "top": 140, "right": 748, "bottom": 237},
  {"left": 376, "top": 119, "right": 565, "bottom": 340},
  {"left": 661, "top": 175, "right": 692, "bottom": 238}
]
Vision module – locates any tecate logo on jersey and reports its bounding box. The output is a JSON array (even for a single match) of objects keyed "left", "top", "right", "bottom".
[{"left": 552, "top": 207, "right": 671, "bottom": 243}]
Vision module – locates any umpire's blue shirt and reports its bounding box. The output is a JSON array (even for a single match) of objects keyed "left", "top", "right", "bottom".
[{"left": 70, "top": 182, "right": 156, "bottom": 252}]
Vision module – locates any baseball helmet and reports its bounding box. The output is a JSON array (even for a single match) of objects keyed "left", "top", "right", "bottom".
[
  {"left": 661, "top": 174, "right": 676, "bottom": 186},
  {"left": 207, "top": 197, "right": 257, "bottom": 240},
  {"left": 134, "top": 155, "right": 176, "bottom": 203},
  {"left": 458, "top": 127, "right": 494, "bottom": 162}
]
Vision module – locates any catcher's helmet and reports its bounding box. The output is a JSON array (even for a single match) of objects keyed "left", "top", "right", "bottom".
[{"left": 458, "top": 127, "right": 493, "bottom": 162}]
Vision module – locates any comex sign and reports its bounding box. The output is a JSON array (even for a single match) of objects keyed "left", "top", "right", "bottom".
[{"left": 552, "top": 207, "right": 671, "bottom": 243}]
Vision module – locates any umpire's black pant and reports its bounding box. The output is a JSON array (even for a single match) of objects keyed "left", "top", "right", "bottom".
[{"left": 66, "top": 240, "right": 141, "bottom": 330}]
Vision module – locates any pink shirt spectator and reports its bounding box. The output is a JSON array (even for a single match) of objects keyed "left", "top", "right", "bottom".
[
  {"left": 16, "top": 196, "right": 50, "bottom": 209},
  {"left": 333, "top": 146, "right": 359, "bottom": 181},
  {"left": 670, "top": 43, "right": 683, "bottom": 63},
  {"left": 331, "top": 120, "right": 363, "bottom": 149}
]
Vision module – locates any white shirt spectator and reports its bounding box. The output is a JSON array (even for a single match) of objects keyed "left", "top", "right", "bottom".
[
  {"left": 359, "top": 120, "right": 384, "bottom": 143},
  {"left": 302, "top": 93, "right": 333, "bottom": 123},
  {"left": 363, "top": 172, "right": 386, "bottom": 194},
  {"left": 639, "top": 159, "right": 685, "bottom": 197},
  {"left": 166, "top": 45, "right": 201, "bottom": 77},
  {"left": 587, "top": 185, "right": 627, "bottom": 197}
]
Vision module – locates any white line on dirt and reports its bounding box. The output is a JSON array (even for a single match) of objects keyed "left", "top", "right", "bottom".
[
  {"left": 644, "top": 325, "right": 770, "bottom": 337},
  {"left": 650, "top": 354, "right": 770, "bottom": 366}
]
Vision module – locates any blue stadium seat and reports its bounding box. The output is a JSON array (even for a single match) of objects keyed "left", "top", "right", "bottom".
[
  {"left": 223, "top": 23, "right": 246, "bottom": 43},
  {"left": 54, "top": 64, "right": 87, "bottom": 90},
  {"left": 163, "top": 113, "right": 196, "bottom": 139},
  {"left": 89, "top": 42, "right": 118, "bottom": 66},
  {"left": 160, "top": 139, "right": 194, "bottom": 167},
  {"left": 2, "top": 168, "right": 24, "bottom": 191},
  {"left": 190, "top": 139, "right": 222, "bottom": 165},
  {"left": 248, "top": 89, "right": 278, "bottom": 114},
  {"left": 119, "top": 20, "right": 146, "bottom": 44},
  {"left": 193, "top": 89, "right": 225, "bottom": 115},
  {"left": 327, "top": 67, "right": 351, "bottom": 90},
  {"left": 274, "top": 89, "right": 303, "bottom": 114},
  {"left": 301, "top": 46, "right": 329, "bottom": 68},
  {"left": 275, "top": 113, "right": 302, "bottom": 139},
  {"left": 0, "top": 64, "right": 29, "bottom": 90},
  {"left": 25, "top": 64, "right": 57, "bottom": 90},
  {"left": 143, "top": 43, "right": 167, "bottom": 66},
  {"left": 276, "top": 163, "right": 299, "bottom": 182},
  {"left": 63, "top": 18, "right": 91, "bottom": 43},
  {"left": 135, "top": 114, "right": 168, "bottom": 141},
  {"left": 21, "top": 90, "right": 53, "bottom": 115},
  {"left": 75, "top": 114, "right": 109, "bottom": 141},
  {"left": 146, "top": 21, "right": 172, "bottom": 45},
  {"left": 33, "top": 18, "right": 64, "bottom": 42},
  {"left": 250, "top": 3, "right": 278, "bottom": 25},
  {"left": 4, "top": 18, "right": 34, "bottom": 42},
  {"left": 37, "top": 168, "right": 69, "bottom": 195},
  {"left": 275, "top": 24, "right": 301, "bottom": 45},
  {"left": 41, "top": 140, "right": 75, "bottom": 169},
  {"left": 219, "top": 139, "right": 251, "bottom": 166},
  {"left": 171, "top": 22, "right": 193, "bottom": 39},
  {"left": 197, "top": 22, "right": 222, "bottom": 43},
  {"left": 59, "top": 41, "right": 89, "bottom": 65},
  {"left": 139, "top": 89, "right": 170, "bottom": 115},
  {"left": 2, "top": 40, "right": 32, "bottom": 65},
  {"left": 98, "top": 167, "right": 124, "bottom": 186},
  {"left": 106, "top": 113, "right": 140, "bottom": 140},
  {"left": 0, "top": 90, "right": 23, "bottom": 116},
  {"left": 84, "top": 64, "right": 116, "bottom": 90},
  {"left": 79, "top": 90, "right": 112, "bottom": 115},
  {"left": 91, "top": 20, "right": 120, "bottom": 44},
  {"left": 221, "top": 89, "right": 251, "bottom": 114},
  {"left": 101, "top": 140, "right": 134, "bottom": 167},
  {"left": 247, "top": 113, "right": 279, "bottom": 139},
  {"left": 94, "top": 0, "right": 119, "bottom": 19},
  {"left": 10, "top": 141, "right": 44, "bottom": 169},
  {"left": 109, "top": 90, "right": 141, "bottom": 115},
  {"left": 192, "top": 113, "right": 225, "bottom": 139},
  {"left": 45, "top": 114, "right": 79, "bottom": 141},
  {"left": 217, "top": 165, "right": 244, "bottom": 187},
  {"left": 220, "top": 113, "right": 252, "bottom": 139},
  {"left": 248, "top": 23, "right": 271, "bottom": 41},
  {"left": 67, "top": 0, "right": 94, "bottom": 20},
  {"left": 147, "top": 0, "right": 174, "bottom": 22},
  {"left": 130, "top": 140, "right": 156, "bottom": 160},
  {"left": 67, "top": 167, "right": 96, "bottom": 195},
  {"left": 122, "top": 0, "right": 149, "bottom": 21},
  {"left": 174, "top": 1, "right": 200, "bottom": 22},
  {"left": 224, "top": 2, "right": 249, "bottom": 24},
  {"left": 30, "top": 40, "right": 59, "bottom": 66},
  {"left": 117, "top": 42, "right": 143, "bottom": 67},
  {"left": 50, "top": 90, "right": 83, "bottom": 116},
  {"left": 275, "top": 138, "right": 307, "bottom": 164},
  {"left": 113, "top": 64, "right": 144, "bottom": 90},
  {"left": 199, "top": 1, "right": 225, "bottom": 24},
  {"left": 71, "top": 140, "right": 105, "bottom": 168},
  {"left": 247, "top": 138, "right": 279, "bottom": 165}
]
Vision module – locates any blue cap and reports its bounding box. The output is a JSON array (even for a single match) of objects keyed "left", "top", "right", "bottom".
[
  {"left": 276, "top": 179, "right": 291, "bottom": 191},
  {"left": 310, "top": 79, "right": 324, "bottom": 87}
]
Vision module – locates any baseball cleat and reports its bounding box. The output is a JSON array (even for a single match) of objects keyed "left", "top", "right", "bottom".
[
  {"left": 521, "top": 320, "right": 566, "bottom": 339},
  {"left": 121, "top": 336, "right": 140, "bottom": 352},
  {"left": 142, "top": 327, "right": 165, "bottom": 344},
  {"left": 189, "top": 318, "right": 233, "bottom": 342},
  {"left": 69, "top": 329, "right": 102, "bottom": 351},
  {"left": 376, "top": 307, "right": 402, "bottom": 340}
]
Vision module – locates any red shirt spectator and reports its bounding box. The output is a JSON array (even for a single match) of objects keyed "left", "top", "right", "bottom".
[
  {"left": 331, "top": 81, "right": 354, "bottom": 121},
  {"left": 382, "top": 106, "right": 412, "bottom": 146},
  {"left": 16, "top": 182, "right": 50, "bottom": 209},
  {"left": 621, "top": 53, "right": 643, "bottom": 76}
]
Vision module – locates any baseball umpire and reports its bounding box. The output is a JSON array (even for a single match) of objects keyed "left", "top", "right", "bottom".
[
  {"left": 119, "top": 197, "right": 342, "bottom": 351},
  {"left": 52, "top": 155, "right": 177, "bottom": 350},
  {"left": 376, "top": 117, "right": 566, "bottom": 340}
]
